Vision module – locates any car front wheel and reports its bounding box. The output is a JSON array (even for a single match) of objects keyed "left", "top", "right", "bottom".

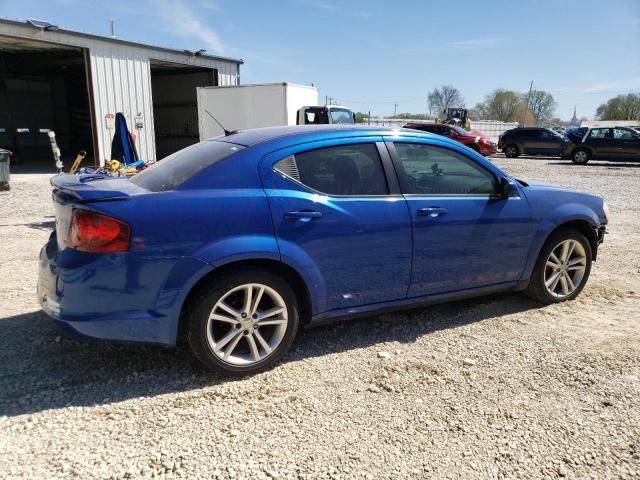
[
  {"left": 525, "top": 228, "right": 592, "bottom": 304},
  {"left": 504, "top": 144, "right": 519, "bottom": 158},
  {"left": 572, "top": 149, "right": 590, "bottom": 165},
  {"left": 186, "top": 270, "right": 299, "bottom": 375}
]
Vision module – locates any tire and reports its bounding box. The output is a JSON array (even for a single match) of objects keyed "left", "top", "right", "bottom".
[
  {"left": 572, "top": 149, "right": 590, "bottom": 165},
  {"left": 504, "top": 144, "right": 519, "bottom": 158},
  {"left": 525, "top": 227, "right": 592, "bottom": 304},
  {"left": 186, "top": 270, "right": 299, "bottom": 375}
]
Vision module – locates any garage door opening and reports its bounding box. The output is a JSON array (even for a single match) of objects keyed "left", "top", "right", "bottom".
[
  {"left": 0, "top": 35, "right": 95, "bottom": 172},
  {"left": 150, "top": 60, "right": 217, "bottom": 160}
]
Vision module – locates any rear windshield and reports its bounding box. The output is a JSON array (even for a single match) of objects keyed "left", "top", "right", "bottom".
[{"left": 130, "top": 141, "right": 244, "bottom": 192}]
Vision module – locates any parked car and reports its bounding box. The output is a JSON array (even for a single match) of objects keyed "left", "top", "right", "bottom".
[
  {"left": 498, "top": 127, "right": 564, "bottom": 158},
  {"left": 562, "top": 126, "right": 640, "bottom": 164},
  {"left": 39, "top": 126, "right": 608, "bottom": 375},
  {"left": 404, "top": 123, "right": 497, "bottom": 156}
]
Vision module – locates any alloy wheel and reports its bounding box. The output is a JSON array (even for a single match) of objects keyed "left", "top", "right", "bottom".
[
  {"left": 543, "top": 239, "right": 587, "bottom": 298},
  {"left": 573, "top": 150, "right": 588, "bottom": 164},
  {"left": 505, "top": 145, "right": 517, "bottom": 157},
  {"left": 206, "top": 283, "right": 288, "bottom": 366}
]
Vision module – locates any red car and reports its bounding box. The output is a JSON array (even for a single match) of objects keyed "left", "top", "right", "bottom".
[{"left": 404, "top": 123, "right": 497, "bottom": 156}]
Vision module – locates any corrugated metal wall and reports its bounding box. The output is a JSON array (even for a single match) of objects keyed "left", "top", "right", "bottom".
[
  {"left": 0, "top": 21, "right": 241, "bottom": 164},
  {"left": 89, "top": 46, "right": 239, "bottom": 163}
]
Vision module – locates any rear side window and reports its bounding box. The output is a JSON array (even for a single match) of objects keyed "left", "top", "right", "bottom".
[
  {"left": 130, "top": 141, "right": 244, "bottom": 192},
  {"left": 274, "top": 143, "right": 388, "bottom": 196}
]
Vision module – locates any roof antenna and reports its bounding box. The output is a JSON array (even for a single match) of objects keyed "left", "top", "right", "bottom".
[
  {"left": 110, "top": 19, "right": 115, "bottom": 38},
  {"left": 205, "top": 109, "right": 235, "bottom": 136}
]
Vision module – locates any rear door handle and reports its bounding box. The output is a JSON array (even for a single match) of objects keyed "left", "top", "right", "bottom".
[
  {"left": 417, "top": 207, "right": 448, "bottom": 217},
  {"left": 284, "top": 210, "right": 322, "bottom": 221}
]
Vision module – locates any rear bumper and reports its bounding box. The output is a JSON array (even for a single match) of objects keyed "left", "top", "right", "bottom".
[{"left": 37, "top": 234, "right": 178, "bottom": 346}]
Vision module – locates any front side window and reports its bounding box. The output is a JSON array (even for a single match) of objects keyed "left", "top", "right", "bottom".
[
  {"left": 613, "top": 128, "right": 634, "bottom": 140},
  {"left": 588, "top": 128, "right": 611, "bottom": 139},
  {"left": 303, "top": 108, "right": 329, "bottom": 124},
  {"left": 393, "top": 143, "right": 497, "bottom": 195},
  {"left": 275, "top": 143, "right": 388, "bottom": 196}
]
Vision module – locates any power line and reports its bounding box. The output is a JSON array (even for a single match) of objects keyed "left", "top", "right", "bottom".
[{"left": 333, "top": 95, "right": 430, "bottom": 105}]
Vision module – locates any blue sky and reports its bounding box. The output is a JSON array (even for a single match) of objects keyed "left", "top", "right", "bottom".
[{"left": 2, "top": 0, "right": 639, "bottom": 119}]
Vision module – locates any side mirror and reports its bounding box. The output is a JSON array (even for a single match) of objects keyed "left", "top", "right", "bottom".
[{"left": 499, "top": 178, "right": 518, "bottom": 198}]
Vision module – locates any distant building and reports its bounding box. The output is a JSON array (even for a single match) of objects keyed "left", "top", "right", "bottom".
[
  {"left": 569, "top": 107, "right": 579, "bottom": 127},
  {"left": 0, "top": 17, "right": 242, "bottom": 168}
]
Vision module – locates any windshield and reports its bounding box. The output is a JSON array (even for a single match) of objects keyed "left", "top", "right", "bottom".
[
  {"left": 130, "top": 141, "right": 244, "bottom": 192},
  {"left": 451, "top": 125, "right": 471, "bottom": 136},
  {"left": 329, "top": 108, "right": 355, "bottom": 124}
]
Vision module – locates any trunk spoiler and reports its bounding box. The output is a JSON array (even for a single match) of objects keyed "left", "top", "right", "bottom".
[{"left": 50, "top": 174, "right": 139, "bottom": 203}]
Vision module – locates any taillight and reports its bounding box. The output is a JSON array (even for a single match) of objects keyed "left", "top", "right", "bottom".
[{"left": 67, "top": 209, "right": 131, "bottom": 253}]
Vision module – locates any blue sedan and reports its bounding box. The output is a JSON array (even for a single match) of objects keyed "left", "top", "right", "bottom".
[{"left": 38, "top": 126, "right": 609, "bottom": 374}]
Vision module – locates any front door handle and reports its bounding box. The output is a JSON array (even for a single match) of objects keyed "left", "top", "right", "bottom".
[
  {"left": 417, "top": 207, "right": 448, "bottom": 218},
  {"left": 284, "top": 210, "right": 322, "bottom": 221}
]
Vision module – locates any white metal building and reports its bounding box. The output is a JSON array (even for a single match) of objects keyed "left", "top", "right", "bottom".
[{"left": 0, "top": 18, "right": 242, "bottom": 168}]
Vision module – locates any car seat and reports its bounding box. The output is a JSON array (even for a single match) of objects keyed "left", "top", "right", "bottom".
[{"left": 331, "top": 156, "right": 360, "bottom": 195}]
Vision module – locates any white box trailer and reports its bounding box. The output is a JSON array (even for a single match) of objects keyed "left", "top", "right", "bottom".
[{"left": 197, "top": 82, "right": 319, "bottom": 139}]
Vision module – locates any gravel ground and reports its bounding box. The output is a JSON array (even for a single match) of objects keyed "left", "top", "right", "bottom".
[{"left": 0, "top": 156, "right": 639, "bottom": 479}]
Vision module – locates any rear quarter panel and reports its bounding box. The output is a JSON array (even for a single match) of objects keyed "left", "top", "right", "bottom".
[{"left": 80, "top": 148, "right": 280, "bottom": 344}]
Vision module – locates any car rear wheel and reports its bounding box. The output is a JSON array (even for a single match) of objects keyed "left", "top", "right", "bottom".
[
  {"left": 504, "top": 144, "right": 519, "bottom": 158},
  {"left": 186, "top": 270, "right": 299, "bottom": 375},
  {"left": 572, "top": 149, "right": 590, "bottom": 165},
  {"left": 525, "top": 228, "right": 592, "bottom": 304}
]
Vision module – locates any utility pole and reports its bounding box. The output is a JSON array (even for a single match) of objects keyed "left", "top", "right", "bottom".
[
  {"left": 522, "top": 81, "right": 533, "bottom": 126},
  {"left": 394, "top": 103, "right": 398, "bottom": 118}
]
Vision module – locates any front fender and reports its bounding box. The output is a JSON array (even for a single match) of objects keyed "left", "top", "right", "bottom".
[{"left": 521, "top": 202, "right": 600, "bottom": 281}]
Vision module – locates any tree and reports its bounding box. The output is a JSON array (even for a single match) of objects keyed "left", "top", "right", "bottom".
[
  {"left": 470, "top": 102, "right": 489, "bottom": 120},
  {"left": 596, "top": 93, "right": 640, "bottom": 120},
  {"left": 476, "top": 89, "right": 522, "bottom": 122},
  {"left": 526, "top": 90, "right": 557, "bottom": 124},
  {"left": 428, "top": 86, "right": 464, "bottom": 117},
  {"left": 355, "top": 112, "right": 369, "bottom": 123},
  {"left": 391, "top": 113, "right": 432, "bottom": 120}
]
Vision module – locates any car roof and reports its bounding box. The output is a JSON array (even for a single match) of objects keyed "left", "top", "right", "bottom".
[{"left": 211, "top": 125, "right": 440, "bottom": 147}]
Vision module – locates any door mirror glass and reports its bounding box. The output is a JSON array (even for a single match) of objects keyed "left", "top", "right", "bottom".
[{"left": 499, "top": 178, "right": 518, "bottom": 198}]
